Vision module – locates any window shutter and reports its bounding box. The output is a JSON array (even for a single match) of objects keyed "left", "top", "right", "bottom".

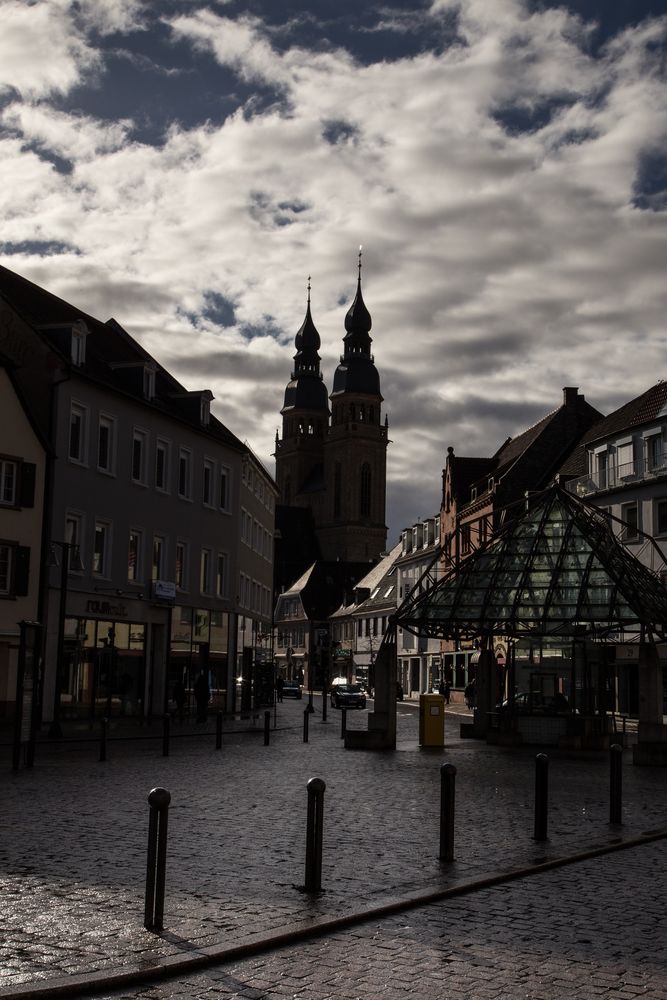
[
  {"left": 14, "top": 546, "right": 30, "bottom": 596},
  {"left": 19, "top": 463, "right": 36, "bottom": 508}
]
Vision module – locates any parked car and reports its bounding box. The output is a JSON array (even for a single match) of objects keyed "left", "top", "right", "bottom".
[
  {"left": 282, "top": 680, "right": 303, "bottom": 699},
  {"left": 497, "top": 692, "right": 573, "bottom": 715},
  {"left": 330, "top": 681, "right": 366, "bottom": 709}
]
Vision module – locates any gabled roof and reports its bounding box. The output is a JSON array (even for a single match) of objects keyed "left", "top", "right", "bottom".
[
  {"left": 579, "top": 381, "right": 667, "bottom": 448},
  {"left": 399, "top": 484, "right": 667, "bottom": 641},
  {"left": 0, "top": 264, "right": 244, "bottom": 451},
  {"left": 279, "top": 560, "right": 371, "bottom": 621},
  {"left": 331, "top": 542, "right": 401, "bottom": 619}
]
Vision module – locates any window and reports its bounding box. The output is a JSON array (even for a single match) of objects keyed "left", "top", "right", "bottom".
[
  {"left": 69, "top": 403, "right": 86, "bottom": 463},
  {"left": 132, "top": 429, "right": 148, "bottom": 484},
  {"left": 93, "top": 521, "right": 110, "bottom": 576},
  {"left": 200, "top": 549, "right": 211, "bottom": 593},
  {"left": 0, "top": 543, "right": 13, "bottom": 595},
  {"left": 239, "top": 572, "right": 247, "bottom": 607},
  {"left": 0, "top": 459, "right": 17, "bottom": 505},
  {"left": 461, "top": 522, "right": 471, "bottom": 555},
  {"left": 97, "top": 415, "right": 115, "bottom": 474},
  {"left": 152, "top": 535, "right": 165, "bottom": 581},
  {"left": 254, "top": 520, "right": 261, "bottom": 552},
  {"left": 647, "top": 435, "right": 664, "bottom": 472},
  {"left": 178, "top": 449, "right": 192, "bottom": 499},
  {"left": 216, "top": 553, "right": 227, "bottom": 597},
  {"left": 595, "top": 451, "right": 608, "bottom": 490},
  {"left": 65, "top": 512, "right": 83, "bottom": 569},
  {"left": 175, "top": 542, "right": 187, "bottom": 590},
  {"left": 155, "top": 440, "right": 169, "bottom": 491},
  {"left": 334, "top": 462, "right": 342, "bottom": 518},
  {"left": 128, "top": 529, "right": 142, "bottom": 581},
  {"left": 655, "top": 499, "right": 667, "bottom": 536},
  {"left": 203, "top": 460, "right": 214, "bottom": 506},
  {"left": 616, "top": 442, "right": 635, "bottom": 480},
  {"left": 71, "top": 327, "right": 87, "bottom": 365},
  {"left": 219, "top": 466, "right": 230, "bottom": 511},
  {"left": 360, "top": 463, "right": 371, "bottom": 517},
  {"left": 143, "top": 366, "right": 155, "bottom": 400},
  {"left": 621, "top": 502, "right": 639, "bottom": 541}
]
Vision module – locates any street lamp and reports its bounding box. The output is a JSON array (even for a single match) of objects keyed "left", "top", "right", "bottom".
[{"left": 47, "top": 540, "right": 83, "bottom": 738}]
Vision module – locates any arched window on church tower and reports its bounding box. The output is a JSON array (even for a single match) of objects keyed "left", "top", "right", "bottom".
[
  {"left": 334, "top": 462, "right": 342, "bottom": 519},
  {"left": 360, "top": 463, "right": 371, "bottom": 518}
]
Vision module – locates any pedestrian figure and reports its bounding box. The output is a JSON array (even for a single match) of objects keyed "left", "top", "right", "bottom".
[
  {"left": 173, "top": 679, "right": 186, "bottom": 723},
  {"left": 438, "top": 680, "right": 446, "bottom": 697},
  {"left": 194, "top": 670, "right": 210, "bottom": 723},
  {"left": 464, "top": 679, "right": 476, "bottom": 709},
  {"left": 443, "top": 679, "right": 451, "bottom": 704},
  {"left": 276, "top": 676, "right": 284, "bottom": 703}
]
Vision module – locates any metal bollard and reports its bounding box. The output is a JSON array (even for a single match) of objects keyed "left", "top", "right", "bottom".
[
  {"left": 162, "top": 714, "right": 170, "bottom": 757},
  {"left": 610, "top": 743, "right": 623, "bottom": 825},
  {"left": 340, "top": 708, "right": 347, "bottom": 740},
  {"left": 304, "top": 777, "right": 326, "bottom": 892},
  {"left": 99, "top": 718, "right": 108, "bottom": 762},
  {"left": 303, "top": 707, "right": 309, "bottom": 743},
  {"left": 264, "top": 710, "right": 271, "bottom": 746},
  {"left": 533, "top": 753, "right": 549, "bottom": 841},
  {"left": 216, "top": 711, "right": 223, "bottom": 750},
  {"left": 439, "top": 762, "right": 456, "bottom": 862},
  {"left": 144, "top": 787, "right": 171, "bottom": 930}
]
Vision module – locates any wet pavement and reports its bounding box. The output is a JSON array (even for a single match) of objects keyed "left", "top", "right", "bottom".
[{"left": 0, "top": 699, "right": 665, "bottom": 998}]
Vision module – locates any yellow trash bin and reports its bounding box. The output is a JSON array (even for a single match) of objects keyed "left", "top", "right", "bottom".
[{"left": 419, "top": 694, "right": 445, "bottom": 747}]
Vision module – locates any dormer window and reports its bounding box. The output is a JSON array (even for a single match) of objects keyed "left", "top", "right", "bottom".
[
  {"left": 488, "top": 478, "right": 494, "bottom": 493},
  {"left": 200, "top": 396, "right": 210, "bottom": 426},
  {"left": 143, "top": 366, "right": 156, "bottom": 400},
  {"left": 71, "top": 322, "right": 88, "bottom": 366}
]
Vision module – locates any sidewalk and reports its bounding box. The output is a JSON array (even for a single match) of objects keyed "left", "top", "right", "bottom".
[{"left": 1, "top": 698, "right": 665, "bottom": 997}]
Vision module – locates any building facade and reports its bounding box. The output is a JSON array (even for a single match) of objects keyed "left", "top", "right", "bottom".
[
  {"left": 0, "top": 264, "right": 275, "bottom": 723},
  {"left": 0, "top": 360, "right": 46, "bottom": 716}
]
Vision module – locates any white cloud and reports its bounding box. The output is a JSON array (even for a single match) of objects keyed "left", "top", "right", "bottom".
[
  {"left": 2, "top": 0, "right": 667, "bottom": 540},
  {"left": 0, "top": 0, "right": 100, "bottom": 99}
]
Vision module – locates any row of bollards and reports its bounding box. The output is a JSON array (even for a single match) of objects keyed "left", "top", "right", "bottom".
[
  {"left": 99, "top": 709, "right": 278, "bottom": 760},
  {"left": 141, "top": 743, "right": 626, "bottom": 933}
]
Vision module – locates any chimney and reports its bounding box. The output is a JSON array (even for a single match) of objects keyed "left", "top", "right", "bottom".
[{"left": 563, "top": 386, "right": 579, "bottom": 406}]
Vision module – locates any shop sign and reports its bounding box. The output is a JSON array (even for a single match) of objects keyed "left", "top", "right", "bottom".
[
  {"left": 86, "top": 600, "right": 127, "bottom": 617},
  {"left": 153, "top": 580, "right": 176, "bottom": 601}
]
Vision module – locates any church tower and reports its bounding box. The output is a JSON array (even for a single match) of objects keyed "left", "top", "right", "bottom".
[
  {"left": 319, "top": 252, "right": 388, "bottom": 562},
  {"left": 274, "top": 280, "right": 329, "bottom": 520}
]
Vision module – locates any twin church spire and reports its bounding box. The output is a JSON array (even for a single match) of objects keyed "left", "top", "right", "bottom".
[{"left": 275, "top": 252, "right": 388, "bottom": 563}]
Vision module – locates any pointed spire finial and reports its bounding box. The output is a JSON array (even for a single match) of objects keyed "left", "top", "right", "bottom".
[
  {"left": 358, "top": 245, "right": 363, "bottom": 280},
  {"left": 307, "top": 275, "right": 311, "bottom": 304}
]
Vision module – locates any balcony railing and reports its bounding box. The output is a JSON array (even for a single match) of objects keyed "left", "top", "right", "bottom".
[{"left": 565, "top": 457, "right": 667, "bottom": 497}]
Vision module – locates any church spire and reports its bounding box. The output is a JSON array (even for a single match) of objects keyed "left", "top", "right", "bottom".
[
  {"left": 331, "top": 250, "right": 381, "bottom": 398},
  {"left": 281, "top": 277, "right": 328, "bottom": 414},
  {"left": 343, "top": 246, "right": 372, "bottom": 348}
]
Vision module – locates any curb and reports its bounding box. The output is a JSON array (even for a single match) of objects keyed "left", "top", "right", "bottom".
[{"left": 3, "top": 827, "right": 665, "bottom": 1000}]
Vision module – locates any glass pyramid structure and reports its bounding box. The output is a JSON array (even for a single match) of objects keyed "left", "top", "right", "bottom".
[{"left": 398, "top": 485, "right": 667, "bottom": 641}]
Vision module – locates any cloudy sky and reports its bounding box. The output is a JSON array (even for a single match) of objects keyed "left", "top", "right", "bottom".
[{"left": 1, "top": 0, "right": 666, "bottom": 542}]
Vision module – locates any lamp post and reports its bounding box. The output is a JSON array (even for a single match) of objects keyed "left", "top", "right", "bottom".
[{"left": 48, "top": 541, "right": 83, "bottom": 738}]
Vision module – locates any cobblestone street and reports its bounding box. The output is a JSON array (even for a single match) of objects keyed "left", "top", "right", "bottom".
[{"left": 1, "top": 699, "right": 665, "bottom": 998}]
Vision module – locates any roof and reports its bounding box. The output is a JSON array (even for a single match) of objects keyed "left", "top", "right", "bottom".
[
  {"left": 398, "top": 483, "right": 667, "bottom": 641},
  {"left": 331, "top": 542, "right": 402, "bottom": 619},
  {"left": 0, "top": 264, "right": 245, "bottom": 452},
  {"left": 279, "top": 560, "right": 373, "bottom": 621}
]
